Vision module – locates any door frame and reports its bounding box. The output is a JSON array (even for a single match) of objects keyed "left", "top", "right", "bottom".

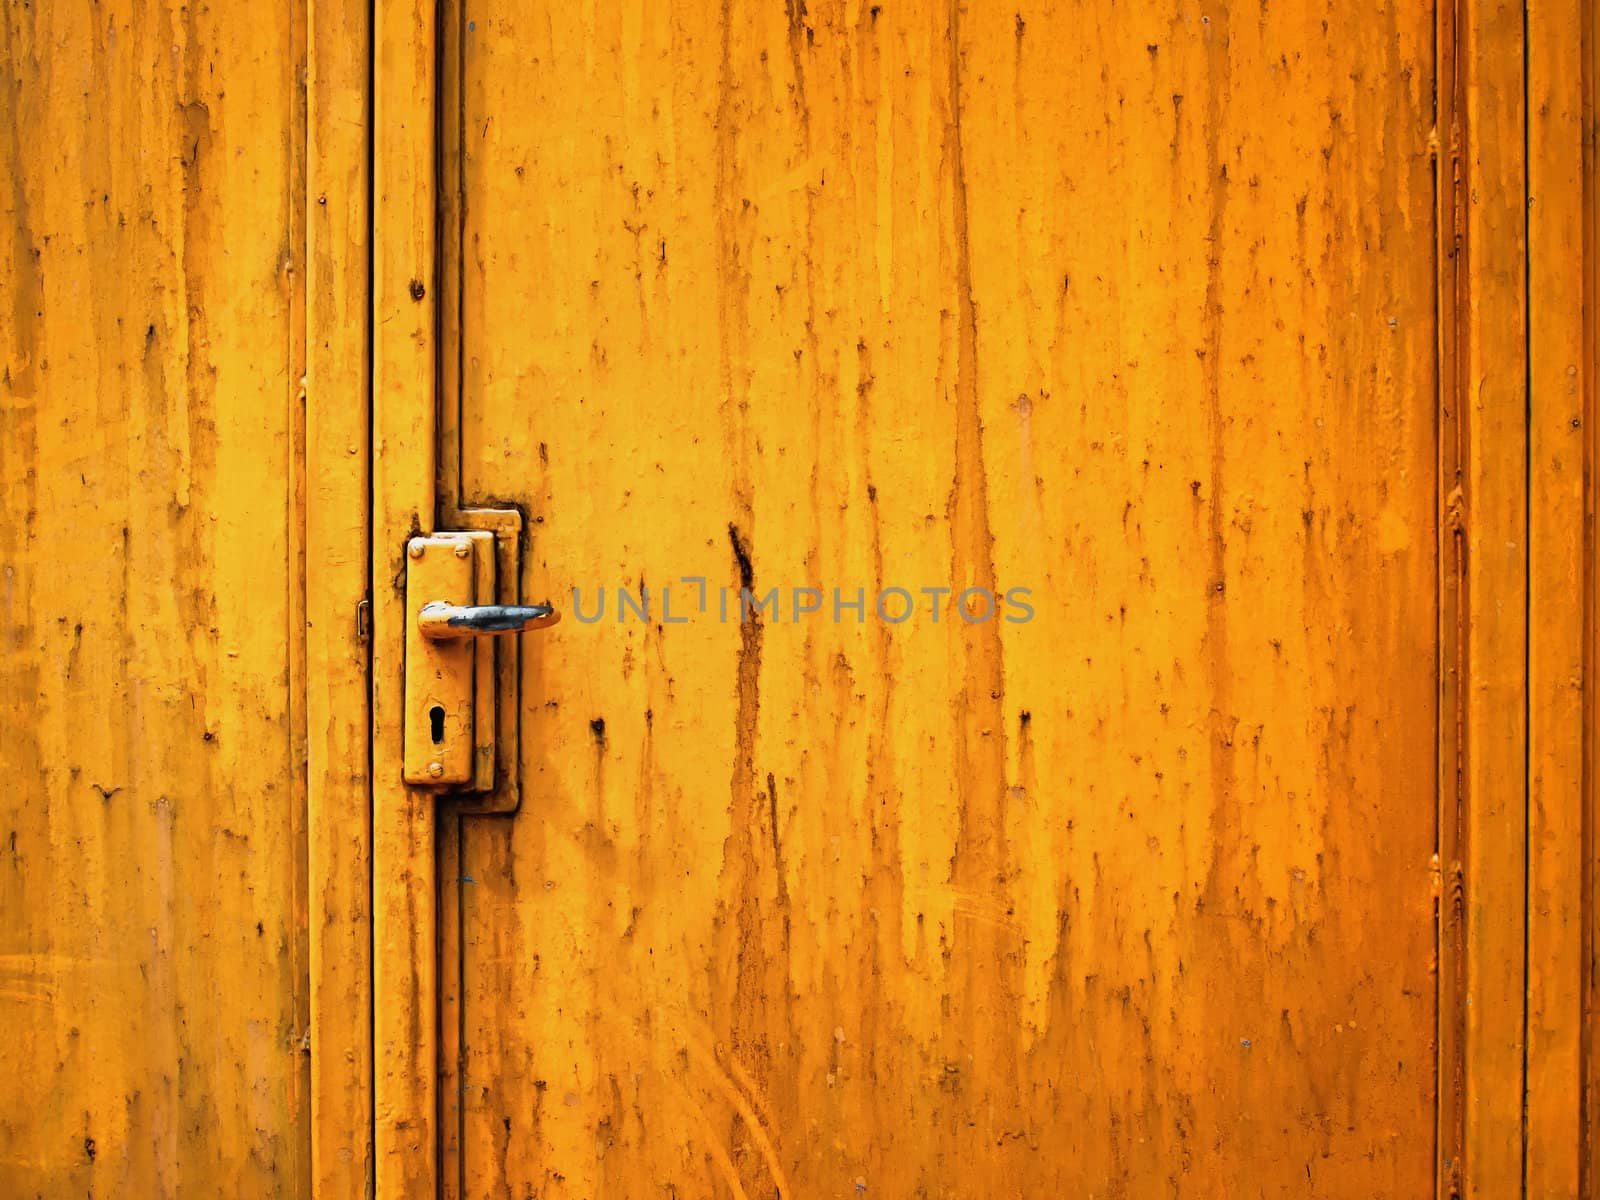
[{"left": 300, "top": 1, "right": 1600, "bottom": 1196}]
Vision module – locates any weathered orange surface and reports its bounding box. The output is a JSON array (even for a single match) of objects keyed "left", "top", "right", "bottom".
[
  {"left": 0, "top": 0, "right": 310, "bottom": 1194},
  {"left": 439, "top": 2, "right": 1442, "bottom": 1196},
  {"left": 2, "top": 2, "right": 1594, "bottom": 1198}
]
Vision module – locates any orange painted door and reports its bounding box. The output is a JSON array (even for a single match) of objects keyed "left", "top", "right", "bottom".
[{"left": 427, "top": 2, "right": 1445, "bottom": 1196}]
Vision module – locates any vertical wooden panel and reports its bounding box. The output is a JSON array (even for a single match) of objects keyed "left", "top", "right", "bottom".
[
  {"left": 1455, "top": 0, "right": 1530, "bottom": 1193},
  {"left": 372, "top": 0, "right": 439, "bottom": 1194},
  {"left": 0, "top": 0, "right": 310, "bottom": 1194},
  {"left": 307, "top": 0, "right": 374, "bottom": 1192},
  {"left": 1526, "top": 0, "right": 1590, "bottom": 1195}
]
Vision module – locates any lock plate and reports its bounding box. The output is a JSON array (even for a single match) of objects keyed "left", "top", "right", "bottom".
[
  {"left": 403, "top": 534, "right": 480, "bottom": 786},
  {"left": 402, "top": 509, "right": 542, "bottom": 809}
]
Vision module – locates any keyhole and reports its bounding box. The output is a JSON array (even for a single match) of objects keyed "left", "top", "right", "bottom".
[{"left": 429, "top": 705, "right": 445, "bottom": 744}]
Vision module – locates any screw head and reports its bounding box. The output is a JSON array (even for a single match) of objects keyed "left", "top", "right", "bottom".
[
  {"left": 427, "top": 761, "right": 445, "bottom": 779},
  {"left": 453, "top": 542, "right": 471, "bottom": 559},
  {"left": 408, "top": 539, "right": 426, "bottom": 559}
]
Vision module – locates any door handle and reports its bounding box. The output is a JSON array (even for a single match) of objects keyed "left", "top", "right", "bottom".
[{"left": 418, "top": 601, "right": 560, "bottom": 638}]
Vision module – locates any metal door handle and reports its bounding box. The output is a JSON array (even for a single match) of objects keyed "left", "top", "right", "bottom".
[{"left": 418, "top": 601, "right": 560, "bottom": 639}]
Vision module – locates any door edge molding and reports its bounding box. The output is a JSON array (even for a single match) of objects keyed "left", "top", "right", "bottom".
[
  {"left": 1436, "top": 0, "right": 1531, "bottom": 1194},
  {"left": 307, "top": 0, "right": 378, "bottom": 1194}
]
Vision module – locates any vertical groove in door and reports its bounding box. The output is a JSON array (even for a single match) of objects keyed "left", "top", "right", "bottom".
[
  {"left": 437, "top": 0, "right": 467, "bottom": 523},
  {"left": 438, "top": 809, "right": 466, "bottom": 1200},
  {"left": 1436, "top": 1, "right": 1467, "bottom": 1191},
  {"left": 365, "top": 0, "right": 378, "bottom": 1189},
  {"left": 1587, "top": 4, "right": 1600, "bottom": 1180},
  {"left": 1521, "top": 0, "right": 1533, "bottom": 1190}
]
